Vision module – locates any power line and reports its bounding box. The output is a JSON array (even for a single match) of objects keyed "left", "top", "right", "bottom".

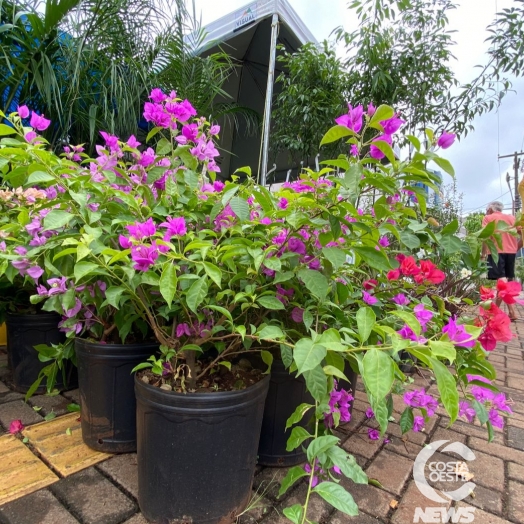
[{"left": 463, "top": 190, "right": 511, "bottom": 213}]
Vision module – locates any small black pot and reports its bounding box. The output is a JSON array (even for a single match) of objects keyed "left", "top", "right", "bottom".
[
  {"left": 257, "top": 359, "right": 313, "bottom": 467},
  {"left": 76, "top": 339, "right": 158, "bottom": 453},
  {"left": 6, "top": 312, "right": 76, "bottom": 393},
  {"left": 135, "top": 374, "right": 270, "bottom": 524}
]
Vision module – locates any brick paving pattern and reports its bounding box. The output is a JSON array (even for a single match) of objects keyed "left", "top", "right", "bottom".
[{"left": 1, "top": 320, "right": 524, "bottom": 523}]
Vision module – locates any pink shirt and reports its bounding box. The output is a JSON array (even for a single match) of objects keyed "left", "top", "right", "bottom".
[{"left": 482, "top": 212, "right": 518, "bottom": 253}]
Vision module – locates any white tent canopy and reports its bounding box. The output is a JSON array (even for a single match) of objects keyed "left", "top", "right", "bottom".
[{"left": 199, "top": 0, "right": 317, "bottom": 185}]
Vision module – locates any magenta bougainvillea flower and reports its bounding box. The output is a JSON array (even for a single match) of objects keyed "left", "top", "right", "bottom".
[
  {"left": 9, "top": 419, "right": 24, "bottom": 434},
  {"left": 437, "top": 132, "right": 456, "bottom": 149}
]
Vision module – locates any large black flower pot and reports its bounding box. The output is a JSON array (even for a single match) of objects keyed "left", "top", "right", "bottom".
[
  {"left": 76, "top": 339, "right": 158, "bottom": 453},
  {"left": 6, "top": 313, "right": 76, "bottom": 393},
  {"left": 135, "top": 374, "right": 270, "bottom": 524},
  {"left": 257, "top": 359, "right": 314, "bottom": 467}
]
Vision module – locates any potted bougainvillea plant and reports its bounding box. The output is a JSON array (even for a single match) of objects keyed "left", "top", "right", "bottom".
[{"left": 0, "top": 93, "right": 516, "bottom": 523}]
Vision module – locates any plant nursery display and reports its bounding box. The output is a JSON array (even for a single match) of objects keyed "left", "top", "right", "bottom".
[{"left": 0, "top": 91, "right": 515, "bottom": 523}]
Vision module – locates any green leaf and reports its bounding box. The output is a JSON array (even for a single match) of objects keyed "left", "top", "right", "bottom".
[
  {"left": 400, "top": 230, "right": 421, "bottom": 250},
  {"left": 399, "top": 407, "right": 414, "bottom": 434},
  {"left": 203, "top": 262, "right": 222, "bottom": 288},
  {"left": 477, "top": 220, "right": 496, "bottom": 239},
  {"left": 286, "top": 426, "right": 312, "bottom": 452},
  {"left": 313, "top": 482, "right": 358, "bottom": 516},
  {"left": 430, "top": 341, "right": 456, "bottom": 363},
  {"left": 257, "top": 295, "right": 285, "bottom": 310},
  {"left": 362, "top": 349, "right": 395, "bottom": 401},
  {"left": 297, "top": 269, "right": 329, "bottom": 300},
  {"left": 391, "top": 310, "right": 421, "bottom": 335},
  {"left": 229, "top": 196, "right": 250, "bottom": 221},
  {"left": 440, "top": 235, "right": 463, "bottom": 255},
  {"left": 325, "top": 447, "right": 367, "bottom": 484},
  {"left": 0, "top": 124, "right": 15, "bottom": 136},
  {"left": 353, "top": 246, "right": 391, "bottom": 271},
  {"left": 43, "top": 210, "right": 74, "bottom": 231},
  {"left": 105, "top": 286, "right": 124, "bottom": 308},
  {"left": 27, "top": 171, "right": 55, "bottom": 184},
  {"left": 304, "top": 366, "right": 328, "bottom": 401},
  {"left": 258, "top": 325, "right": 284, "bottom": 340},
  {"left": 286, "top": 403, "right": 314, "bottom": 429},
  {"left": 306, "top": 435, "right": 339, "bottom": 462},
  {"left": 74, "top": 261, "right": 99, "bottom": 282},
  {"left": 322, "top": 247, "right": 346, "bottom": 270},
  {"left": 294, "top": 339, "right": 327, "bottom": 375},
  {"left": 186, "top": 278, "right": 208, "bottom": 313},
  {"left": 472, "top": 399, "right": 488, "bottom": 425},
  {"left": 320, "top": 125, "right": 355, "bottom": 146},
  {"left": 159, "top": 263, "right": 178, "bottom": 308},
  {"left": 264, "top": 257, "right": 281, "bottom": 271},
  {"left": 67, "top": 403, "right": 80, "bottom": 413},
  {"left": 282, "top": 504, "right": 304, "bottom": 524},
  {"left": 369, "top": 104, "right": 395, "bottom": 125},
  {"left": 323, "top": 365, "right": 349, "bottom": 382},
  {"left": 260, "top": 350, "right": 273, "bottom": 374},
  {"left": 356, "top": 307, "right": 376, "bottom": 343},
  {"left": 278, "top": 466, "right": 309, "bottom": 497},
  {"left": 441, "top": 219, "right": 459, "bottom": 235},
  {"left": 430, "top": 357, "right": 459, "bottom": 423},
  {"left": 433, "top": 157, "right": 455, "bottom": 177}
]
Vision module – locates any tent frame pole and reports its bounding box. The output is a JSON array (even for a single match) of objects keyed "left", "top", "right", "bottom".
[{"left": 260, "top": 13, "right": 279, "bottom": 186}]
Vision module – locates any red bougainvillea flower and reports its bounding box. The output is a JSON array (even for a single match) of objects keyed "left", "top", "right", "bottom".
[
  {"left": 478, "top": 331, "right": 497, "bottom": 351},
  {"left": 478, "top": 303, "right": 513, "bottom": 346},
  {"left": 480, "top": 286, "right": 496, "bottom": 301},
  {"left": 387, "top": 269, "right": 401, "bottom": 281},
  {"left": 9, "top": 419, "right": 24, "bottom": 434},
  {"left": 496, "top": 279, "right": 522, "bottom": 305},
  {"left": 400, "top": 256, "right": 420, "bottom": 276},
  {"left": 363, "top": 279, "right": 378, "bottom": 290},
  {"left": 414, "top": 260, "right": 445, "bottom": 285}
]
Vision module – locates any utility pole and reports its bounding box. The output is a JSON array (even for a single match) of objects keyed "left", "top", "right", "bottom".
[{"left": 498, "top": 151, "right": 524, "bottom": 213}]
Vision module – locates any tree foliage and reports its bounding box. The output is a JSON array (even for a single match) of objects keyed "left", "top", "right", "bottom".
[{"left": 271, "top": 42, "right": 351, "bottom": 166}]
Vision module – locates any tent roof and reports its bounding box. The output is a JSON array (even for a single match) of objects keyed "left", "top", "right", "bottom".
[{"left": 199, "top": 0, "right": 317, "bottom": 54}]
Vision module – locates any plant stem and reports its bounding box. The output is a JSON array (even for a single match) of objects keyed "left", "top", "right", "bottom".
[{"left": 301, "top": 401, "right": 320, "bottom": 524}]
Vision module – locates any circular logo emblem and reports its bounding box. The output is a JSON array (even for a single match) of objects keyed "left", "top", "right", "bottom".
[{"left": 413, "top": 440, "right": 476, "bottom": 503}]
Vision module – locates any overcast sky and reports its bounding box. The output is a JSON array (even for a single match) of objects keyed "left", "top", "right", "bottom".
[{"left": 193, "top": 0, "right": 524, "bottom": 213}]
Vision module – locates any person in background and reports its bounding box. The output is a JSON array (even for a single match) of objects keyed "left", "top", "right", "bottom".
[{"left": 482, "top": 201, "right": 519, "bottom": 321}]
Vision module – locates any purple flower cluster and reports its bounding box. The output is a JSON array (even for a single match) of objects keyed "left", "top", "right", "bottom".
[
  {"left": 463, "top": 374, "right": 512, "bottom": 429},
  {"left": 442, "top": 317, "right": 475, "bottom": 348},
  {"left": 403, "top": 388, "right": 439, "bottom": 432},
  {"left": 324, "top": 382, "right": 354, "bottom": 428}
]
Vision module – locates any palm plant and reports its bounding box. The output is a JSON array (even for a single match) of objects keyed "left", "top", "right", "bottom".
[
  {"left": 1, "top": 0, "right": 186, "bottom": 151},
  {"left": 1, "top": 0, "right": 259, "bottom": 154}
]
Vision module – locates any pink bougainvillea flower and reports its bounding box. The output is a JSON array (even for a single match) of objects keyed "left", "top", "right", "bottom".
[
  {"left": 412, "top": 415, "right": 425, "bottom": 432},
  {"left": 493, "top": 392, "right": 513, "bottom": 414},
  {"left": 213, "top": 180, "right": 225, "bottom": 192},
  {"left": 26, "top": 265, "right": 44, "bottom": 280},
  {"left": 119, "top": 235, "right": 132, "bottom": 249},
  {"left": 30, "top": 112, "right": 51, "bottom": 131},
  {"left": 365, "top": 407, "right": 374, "bottom": 419},
  {"left": 168, "top": 99, "right": 197, "bottom": 122},
  {"left": 176, "top": 323, "right": 191, "bottom": 337},
  {"left": 363, "top": 279, "right": 378, "bottom": 291},
  {"left": 415, "top": 260, "right": 445, "bottom": 285},
  {"left": 437, "top": 132, "right": 456, "bottom": 149},
  {"left": 25, "top": 131, "right": 37, "bottom": 142},
  {"left": 459, "top": 401, "right": 476, "bottom": 423},
  {"left": 278, "top": 197, "right": 288, "bottom": 210},
  {"left": 335, "top": 103, "right": 364, "bottom": 133},
  {"left": 291, "top": 307, "right": 304, "bottom": 323},
  {"left": 138, "top": 147, "right": 156, "bottom": 167},
  {"left": 367, "top": 103, "right": 376, "bottom": 116},
  {"left": 131, "top": 244, "right": 159, "bottom": 271},
  {"left": 160, "top": 216, "right": 187, "bottom": 238},
  {"left": 480, "top": 286, "right": 496, "bottom": 301},
  {"left": 9, "top": 419, "right": 24, "bottom": 434},
  {"left": 400, "top": 256, "right": 420, "bottom": 276},
  {"left": 392, "top": 293, "right": 410, "bottom": 306},
  {"left": 127, "top": 135, "right": 141, "bottom": 148},
  {"left": 387, "top": 269, "right": 401, "bottom": 281},
  {"left": 17, "top": 105, "right": 30, "bottom": 119},
  {"left": 380, "top": 116, "right": 405, "bottom": 135},
  {"left": 413, "top": 303, "right": 434, "bottom": 327},
  {"left": 149, "top": 88, "right": 167, "bottom": 103},
  {"left": 350, "top": 144, "right": 359, "bottom": 156},
  {"left": 260, "top": 217, "right": 272, "bottom": 225},
  {"left": 442, "top": 317, "right": 475, "bottom": 348},
  {"left": 489, "top": 408, "right": 504, "bottom": 429},
  {"left": 496, "top": 279, "right": 522, "bottom": 305},
  {"left": 368, "top": 428, "right": 380, "bottom": 440},
  {"left": 362, "top": 291, "right": 378, "bottom": 305},
  {"left": 288, "top": 237, "right": 306, "bottom": 255},
  {"left": 369, "top": 133, "right": 392, "bottom": 159},
  {"left": 378, "top": 235, "right": 389, "bottom": 247},
  {"left": 126, "top": 218, "right": 157, "bottom": 240}
]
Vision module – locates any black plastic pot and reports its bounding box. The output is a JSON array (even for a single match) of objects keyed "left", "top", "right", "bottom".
[
  {"left": 76, "top": 339, "right": 158, "bottom": 453},
  {"left": 6, "top": 312, "right": 76, "bottom": 393},
  {"left": 257, "top": 360, "right": 313, "bottom": 467},
  {"left": 135, "top": 374, "right": 270, "bottom": 524}
]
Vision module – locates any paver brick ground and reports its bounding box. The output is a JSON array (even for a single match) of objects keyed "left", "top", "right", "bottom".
[{"left": 2, "top": 316, "right": 524, "bottom": 524}]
